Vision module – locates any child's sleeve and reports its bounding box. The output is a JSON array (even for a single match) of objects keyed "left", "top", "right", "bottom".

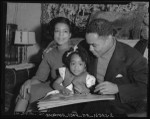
[
  {"left": 86, "top": 74, "right": 96, "bottom": 88},
  {"left": 58, "top": 67, "right": 66, "bottom": 80}
]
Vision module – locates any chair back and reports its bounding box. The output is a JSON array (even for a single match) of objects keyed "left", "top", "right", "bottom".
[{"left": 43, "top": 38, "right": 85, "bottom": 54}]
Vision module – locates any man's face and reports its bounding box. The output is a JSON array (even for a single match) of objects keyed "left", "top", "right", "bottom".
[{"left": 85, "top": 33, "right": 108, "bottom": 57}]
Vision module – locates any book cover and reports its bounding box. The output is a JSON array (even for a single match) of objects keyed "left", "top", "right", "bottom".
[{"left": 38, "top": 93, "right": 115, "bottom": 110}]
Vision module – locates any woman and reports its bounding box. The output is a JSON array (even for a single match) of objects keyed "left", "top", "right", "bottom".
[{"left": 14, "top": 17, "right": 74, "bottom": 113}]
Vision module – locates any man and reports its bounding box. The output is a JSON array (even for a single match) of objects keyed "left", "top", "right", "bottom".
[{"left": 78, "top": 18, "right": 148, "bottom": 116}]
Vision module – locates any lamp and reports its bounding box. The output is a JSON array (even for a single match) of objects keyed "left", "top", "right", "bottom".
[{"left": 14, "top": 31, "right": 36, "bottom": 63}]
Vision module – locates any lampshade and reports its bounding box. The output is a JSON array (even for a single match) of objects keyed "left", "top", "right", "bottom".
[{"left": 14, "top": 31, "right": 36, "bottom": 45}]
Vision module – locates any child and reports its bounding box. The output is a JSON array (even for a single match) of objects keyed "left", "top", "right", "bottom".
[
  {"left": 14, "top": 17, "right": 75, "bottom": 113},
  {"left": 51, "top": 45, "right": 96, "bottom": 95}
]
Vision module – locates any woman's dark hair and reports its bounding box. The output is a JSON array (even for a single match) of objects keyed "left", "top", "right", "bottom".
[
  {"left": 48, "top": 17, "right": 72, "bottom": 38},
  {"left": 86, "top": 18, "right": 113, "bottom": 36},
  {"left": 62, "top": 45, "right": 89, "bottom": 70}
]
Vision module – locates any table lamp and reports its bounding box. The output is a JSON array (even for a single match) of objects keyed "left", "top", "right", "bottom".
[{"left": 14, "top": 31, "right": 36, "bottom": 63}]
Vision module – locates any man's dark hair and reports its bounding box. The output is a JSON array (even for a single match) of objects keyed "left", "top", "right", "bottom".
[{"left": 86, "top": 18, "right": 113, "bottom": 36}]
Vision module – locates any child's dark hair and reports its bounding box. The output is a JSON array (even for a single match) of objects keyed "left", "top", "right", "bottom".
[
  {"left": 63, "top": 45, "right": 89, "bottom": 70},
  {"left": 86, "top": 18, "right": 113, "bottom": 36}
]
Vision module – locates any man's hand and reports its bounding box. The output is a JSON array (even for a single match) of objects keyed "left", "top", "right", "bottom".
[{"left": 94, "top": 81, "right": 119, "bottom": 94}]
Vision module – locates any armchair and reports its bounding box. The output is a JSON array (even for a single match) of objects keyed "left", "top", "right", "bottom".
[
  {"left": 43, "top": 37, "right": 84, "bottom": 54},
  {"left": 44, "top": 38, "right": 148, "bottom": 60}
]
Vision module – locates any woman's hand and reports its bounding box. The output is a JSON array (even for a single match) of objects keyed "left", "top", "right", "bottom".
[
  {"left": 20, "top": 80, "right": 31, "bottom": 99},
  {"left": 60, "top": 88, "right": 72, "bottom": 95}
]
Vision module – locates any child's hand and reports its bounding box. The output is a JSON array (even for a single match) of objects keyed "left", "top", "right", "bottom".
[
  {"left": 73, "top": 83, "right": 90, "bottom": 94},
  {"left": 60, "top": 88, "right": 72, "bottom": 95},
  {"left": 75, "top": 90, "right": 90, "bottom": 95}
]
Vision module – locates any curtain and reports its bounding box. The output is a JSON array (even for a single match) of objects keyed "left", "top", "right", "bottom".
[{"left": 40, "top": 2, "right": 149, "bottom": 48}]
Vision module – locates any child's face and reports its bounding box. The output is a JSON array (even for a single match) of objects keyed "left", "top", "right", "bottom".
[
  {"left": 70, "top": 54, "right": 86, "bottom": 76},
  {"left": 54, "top": 23, "right": 71, "bottom": 46}
]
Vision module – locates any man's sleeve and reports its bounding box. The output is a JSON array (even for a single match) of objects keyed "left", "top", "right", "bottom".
[{"left": 117, "top": 56, "right": 148, "bottom": 103}]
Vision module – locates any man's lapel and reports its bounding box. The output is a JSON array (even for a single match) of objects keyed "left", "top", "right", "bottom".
[{"left": 104, "top": 41, "right": 125, "bottom": 81}]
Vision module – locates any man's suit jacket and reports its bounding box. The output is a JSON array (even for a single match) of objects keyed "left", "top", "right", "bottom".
[{"left": 79, "top": 39, "right": 148, "bottom": 104}]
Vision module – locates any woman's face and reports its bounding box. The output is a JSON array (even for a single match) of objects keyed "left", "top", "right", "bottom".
[
  {"left": 70, "top": 54, "right": 86, "bottom": 76},
  {"left": 54, "top": 23, "right": 71, "bottom": 46}
]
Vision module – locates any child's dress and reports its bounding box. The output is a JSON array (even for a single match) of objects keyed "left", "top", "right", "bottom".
[{"left": 45, "top": 67, "right": 96, "bottom": 96}]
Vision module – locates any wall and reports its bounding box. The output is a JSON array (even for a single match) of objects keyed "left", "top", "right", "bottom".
[{"left": 7, "top": 3, "right": 42, "bottom": 63}]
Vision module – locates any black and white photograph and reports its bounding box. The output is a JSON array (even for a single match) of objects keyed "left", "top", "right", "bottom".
[{"left": 1, "top": 1, "right": 149, "bottom": 117}]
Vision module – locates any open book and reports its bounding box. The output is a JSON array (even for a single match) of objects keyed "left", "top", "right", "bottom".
[{"left": 37, "top": 93, "right": 115, "bottom": 110}]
